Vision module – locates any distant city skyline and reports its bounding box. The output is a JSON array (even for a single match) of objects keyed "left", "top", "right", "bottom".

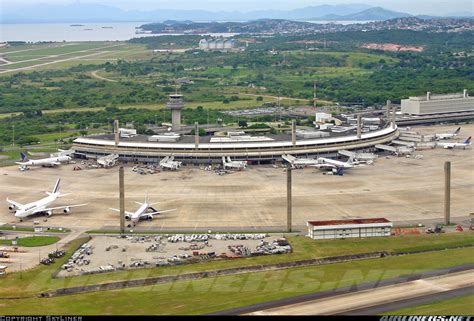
[{"left": 2, "top": 0, "right": 473, "bottom": 16}]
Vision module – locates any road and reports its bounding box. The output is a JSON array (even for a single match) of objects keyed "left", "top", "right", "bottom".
[
  {"left": 245, "top": 269, "right": 474, "bottom": 315},
  {"left": 90, "top": 70, "right": 118, "bottom": 82},
  {"left": 237, "top": 93, "right": 333, "bottom": 104},
  {"left": 0, "top": 228, "right": 86, "bottom": 271}
]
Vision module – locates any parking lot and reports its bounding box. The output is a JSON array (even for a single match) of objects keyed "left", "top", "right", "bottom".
[{"left": 57, "top": 233, "right": 290, "bottom": 277}]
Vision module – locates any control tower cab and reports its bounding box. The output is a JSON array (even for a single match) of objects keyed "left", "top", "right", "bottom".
[{"left": 167, "top": 94, "right": 184, "bottom": 131}]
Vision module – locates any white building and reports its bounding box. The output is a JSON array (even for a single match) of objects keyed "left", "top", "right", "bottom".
[
  {"left": 401, "top": 89, "right": 473, "bottom": 115},
  {"left": 307, "top": 218, "right": 393, "bottom": 240},
  {"left": 315, "top": 112, "right": 332, "bottom": 123},
  {"left": 119, "top": 128, "right": 137, "bottom": 138},
  {"left": 199, "top": 38, "right": 236, "bottom": 51}
]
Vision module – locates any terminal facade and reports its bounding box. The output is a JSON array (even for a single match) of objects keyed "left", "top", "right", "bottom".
[
  {"left": 73, "top": 94, "right": 400, "bottom": 164},
  {"left": 401, "top": 89, "right": 473, "bottom": 115}
]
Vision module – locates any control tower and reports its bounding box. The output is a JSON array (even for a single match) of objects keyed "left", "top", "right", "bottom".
[{"left": 167, "top": 94, "right": 184, "bottom": 131}]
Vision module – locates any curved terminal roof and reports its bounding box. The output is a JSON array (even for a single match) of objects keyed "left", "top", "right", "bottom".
[{"left": 74, "top": 125, "right": 397, "bottom": 150}]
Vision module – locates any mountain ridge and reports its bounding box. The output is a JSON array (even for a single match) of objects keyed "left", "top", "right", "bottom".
[{"left": 0, "top": 3, "right": 469, "bottom": 24}]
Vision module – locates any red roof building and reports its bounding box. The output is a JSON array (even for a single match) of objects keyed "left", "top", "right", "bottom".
[{"left": 307, "top": 218, "right": 392, "bottom": 240}]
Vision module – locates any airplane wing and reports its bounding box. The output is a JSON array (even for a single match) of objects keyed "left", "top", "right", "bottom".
[
  {"left": 109, "top": 208, "right": 134, "bottom": 216},
  {"left": 6, "top": 198, "right": 24, "bottom": 209},
  {"left": 43, "top": 203, "right": 88, "bottom": 212},
  {"left": 149, "top": 199, "right": 180, "bottom": 206},
  {"left": 140, "top": 209, "right": 176, "bottom": 218}
]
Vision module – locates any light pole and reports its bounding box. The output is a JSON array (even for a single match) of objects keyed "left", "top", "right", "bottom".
[{"left": 58, "top": 121, "right": 62, "bottom": 146}]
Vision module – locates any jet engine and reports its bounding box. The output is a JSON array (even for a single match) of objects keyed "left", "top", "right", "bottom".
[
  {"left": 146, "top": 215, "right": 153, "bottom": 221},
  {"left": 45, "top": 210, "right": 53, "bottom": 217},
  {"left": 8, "top": 205, "right": 14, "bottom": 211},
  {"left": 63, "top": 207, "right": 70, "bottom": 214},
  {"left": 125, "top": 214, "right": 131, "bottom": 220}
]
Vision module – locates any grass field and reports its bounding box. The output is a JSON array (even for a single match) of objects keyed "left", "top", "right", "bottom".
[
  {"left": 0, "top": 233, "right": 472, "bottom": 300},
  {"left": 385, "top": 294, "right": 474, "bottom": 315},
  {"left": 0, "top": 236, "right": 60, "bottom": 247},
  {"left": 0, "top": 247, "right": 472, "bottom": 315}
]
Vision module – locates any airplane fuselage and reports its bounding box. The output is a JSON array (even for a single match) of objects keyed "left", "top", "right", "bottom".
[
  {"left": 436, "top": 134, "right": 456, "bottom": 140},
  {"left": 18, "top": 156, "right": 71, "bottom": 168},
  {"left": 130, "top": 203, "right": 150, "bottom": 222},
  {"left": 14, "top": 194, "right": 58, "bottom": 218},
  {"left": 441, "top": 143, "right": 470, "bottom": 149},
  {"left": 317, "top": 157, "right": 353, "bottom": 169}
]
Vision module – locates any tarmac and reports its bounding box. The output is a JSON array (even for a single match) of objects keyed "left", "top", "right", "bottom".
[{"left": 0, "top": 123, "right": 472, "bottom": 232}]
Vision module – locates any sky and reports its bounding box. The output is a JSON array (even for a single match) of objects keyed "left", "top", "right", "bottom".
[{"left": 2, "top": 0, "right": 473, "bottom": 15}]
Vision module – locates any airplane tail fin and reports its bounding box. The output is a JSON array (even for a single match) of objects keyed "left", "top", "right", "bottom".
[
  {"left": 454, "top": 127, "right": 461, "bottom": 134},
  {"left": 20, "top": 152, "right": 27, "bottom": 161},
  {"left": 52, "top": 178, "right": 61, "bottom": 194},
  {"left": 464, "top": 136, "right": 471, "bottom": 144},
  {"left": 347, "top": 155, "right": 354, "bottom": 164}
]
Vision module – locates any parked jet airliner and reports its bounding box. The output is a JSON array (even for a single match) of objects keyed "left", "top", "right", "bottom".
[
  {"left": 110, "top": 194, "right": 176, "bottom": 227},
  {"left": 6, "top": 179, "right": 87, "bottom": 221},
  {"left": 435, "top": 127, "right": 461, "bottom": 140},
  {"left": 437, "top": 136, "right": 471, "bottom": 149},
  {"left": 16, "top": 152, "right": 71, "bottom": 171}
]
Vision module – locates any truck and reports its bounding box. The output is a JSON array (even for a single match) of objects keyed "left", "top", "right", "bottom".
[{"left": 0, "top": 251, "right": 10, "bottom": 258}]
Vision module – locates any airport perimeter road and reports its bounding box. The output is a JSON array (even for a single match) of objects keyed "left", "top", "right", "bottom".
[{"left": 245, "top": 270, "right": 474, "bottom": 315}]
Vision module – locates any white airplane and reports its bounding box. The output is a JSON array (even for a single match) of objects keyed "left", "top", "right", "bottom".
[
  {"left": 6, "top": 178, "right": 87, "bottom": 221},
  {"left": 16, "top": 152, "right": 71, "bottom": 171},
  {"left": 435, "top": 127, "right": 461, "bottom": 140},
  {"left": 437, "top": 136, "right": 471, "bottom": 149},
  {"left": 282, "top": 154, "right": 320, "bottom": 169},
  {"left": 315, "top": 156, "right": 355, "bottom": 170},
  {"left": 282, "top": 154, "right": 356, "bottom": 174},
  {"left": 159, "top": 156, "right": 182, "bottom": 171},
  {"left": 222, "top": 156, "right": 247, "bottom": 170},
  {"left": 97, "top": 154, "right": 119, "bottom": 168},
  {"left": 110, "top": 194, "right": 176, "bottom": 227}
]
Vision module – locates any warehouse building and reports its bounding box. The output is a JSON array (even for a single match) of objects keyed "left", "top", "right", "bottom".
[
  {"left": 306, "top": 218, "right": 393, "bottom": 240},
  {"left": 199, "top": 38, "right": 236, "bottom": 51},
  {"left": 401, "top": 89, "right": 473, "bottom": 115}
]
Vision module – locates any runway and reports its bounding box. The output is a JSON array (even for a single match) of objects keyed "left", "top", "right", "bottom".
[{"left": 246, "top": 270, "right": 474, "bottom": 315}]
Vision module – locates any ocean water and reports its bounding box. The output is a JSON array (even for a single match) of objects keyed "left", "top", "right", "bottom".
[
  {"left": 0, "top": 22, "right": 153, "bottom": 42},
  {"left": 0, "top": 20, "right": 372, "bottom": 43}
]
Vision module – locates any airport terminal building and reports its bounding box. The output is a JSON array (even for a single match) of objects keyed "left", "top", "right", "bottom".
[
  {"left": 401, "top": 90, "right": 473, "bottom": 115},
  {"left": 73, "top": 123, "right": 398, "bottom": 164},
  {"left": 72, "top": 93, "right": 399, "bottom": 164}
]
